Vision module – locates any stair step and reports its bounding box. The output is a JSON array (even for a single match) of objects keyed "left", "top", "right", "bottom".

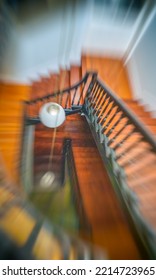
[
  {"left": 59, "top": 68, "right": 70, "bottom": 90},
  {"left": 48, "top": 73, "right": 60, "bottom": 92},
  {"left": 30, "top": 81, "right": 40, "bottom": 98},
  {"left": 70, "top": 65, "right": 81, "bottom": 86}
]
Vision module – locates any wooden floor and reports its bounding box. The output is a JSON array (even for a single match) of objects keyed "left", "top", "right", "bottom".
[{"left": 81, "top": 54, "right": 132, "bottom": 99}]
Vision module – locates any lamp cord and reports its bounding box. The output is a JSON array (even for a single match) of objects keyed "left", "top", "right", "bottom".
[
  {"left": 47, "top": 1, "right": 76, "bottom": 172},
  {"left": 47, "top": 70, "right": 67, "bottom": 171}
]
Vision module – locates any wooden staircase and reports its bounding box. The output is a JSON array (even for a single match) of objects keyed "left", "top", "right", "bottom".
[
  {"left": 29, "top": 57, "right": 156, "bottom": 137},
  {"left": 0, "top": 56, "right": 156, "bottom": 259},
  {"left": 32, "top": 113, "right": 141, "bottom": 259}
]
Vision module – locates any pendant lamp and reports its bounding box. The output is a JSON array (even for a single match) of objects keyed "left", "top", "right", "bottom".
[{"left": 39, "top": 102, "right": 65, "bottom": 128}]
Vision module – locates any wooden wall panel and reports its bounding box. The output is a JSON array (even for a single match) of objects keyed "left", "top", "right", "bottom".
[{"left": 0, "top": 82, "right": 30, "bottom": 183}]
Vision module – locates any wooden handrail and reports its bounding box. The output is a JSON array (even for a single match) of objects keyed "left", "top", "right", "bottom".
[
  {"left": 97, "top": 79, "right": 156, "bottom": 151},
  {"left": 27, "top": 72, "right": 97, "bottom": 104}
]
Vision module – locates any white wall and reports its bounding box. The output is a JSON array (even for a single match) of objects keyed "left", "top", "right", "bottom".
[
  {"left": 0, "top": 0, "right": 143, "bottom": 83},
  {"left": 127, "top": 7, "right": 156, "bottom": 116},
  {"left": 82, "top": 3, "right": 139, "bottom": 57},
  {"left": 0, "top": 0, "right": 90, "bottom": 83}
]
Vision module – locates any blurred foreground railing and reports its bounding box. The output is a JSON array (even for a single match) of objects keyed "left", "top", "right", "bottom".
[{"left": 0, "top": 152, "right": 106, "bottom": 260}]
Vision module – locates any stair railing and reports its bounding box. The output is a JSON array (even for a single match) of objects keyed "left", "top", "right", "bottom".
[
  {"left": 84, "top": 77, "right": 156, "bottom": 258},
  {"left": 62, "top": 138, "right": 91, "bottom": 231},
  {"left": 25, "top": 72, "right": 156, "bottom": 258},
  {"left": 25, "top": 72, "right": 97, "bottom": 123}
]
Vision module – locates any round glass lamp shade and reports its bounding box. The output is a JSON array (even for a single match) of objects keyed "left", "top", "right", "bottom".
[{"left": 39, "top": 102, "right": 66, "bottom": 128}]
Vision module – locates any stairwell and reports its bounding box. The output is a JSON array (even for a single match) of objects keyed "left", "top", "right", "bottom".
[{"left": 0, "top": 56, "right": 156, "bottom": 259}]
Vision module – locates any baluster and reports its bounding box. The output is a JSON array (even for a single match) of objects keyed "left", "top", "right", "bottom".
[
  {"left": 59, "top": 92, "right": 63, "bottom": 107},
  {"left": 65, "top": 90, "right": 70, "bottom": 109},
  {"left": 97, "top": 97, "right": 110, "bottom": 123},
  {"left": 68, "top": 90, "right": 72, "bottom": 108},
  {"left": 106, "top": 112, "right": 123, "bottom": 137},
  {"left": 85, "top": 73, "right": 97, "bottom": 95},
  {"left": 101, "top": 106, "right": 119, "bottom": 133},
  {"left": 96, "top": 92, "right": 107, "bottom": 117},
  {"left": 88, "top": 81, "right": 98, "bottom": 99},
  {"left": 37, "top": 98, "right": 41, "bottom": 115},
  {"left": 88, "top": 83, "right": 99, "bottom": 104},
  {"left": 60, "top": 92, "right": 66, "bottom": 108},
  {"left": 92, "top": 88, "right": 104, "bottom": 114},
  {"left": 77, "top": 82, "right": 85, "bottom": 105},
  {"left": 91, "top": 84, "right": 101, "bottom": 107},
  {"left": 72, "top": 87, "right": 78, "bottom": 105},
  {"left": 83, "top": 77, "right": 95, "bottom": 101},
  {"left": 107, "top": 117, "right": 128, "bottom": 146},
  {"left": 100, "top": 100, "right": 114, "bottom": 127},
  {"left": 85, "top": 77, "right": 97, "bottom": 99}
]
